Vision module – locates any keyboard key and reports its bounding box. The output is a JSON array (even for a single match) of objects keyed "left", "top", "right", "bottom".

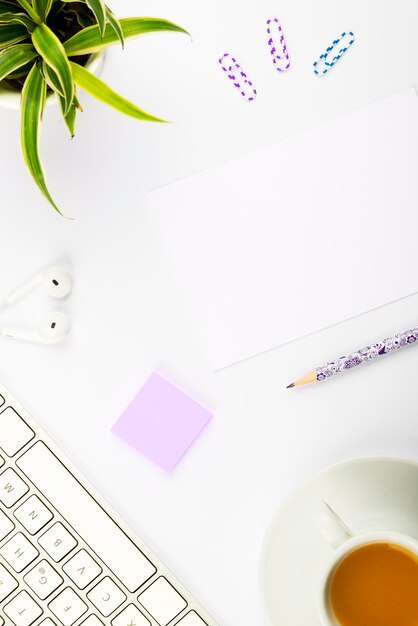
[
  {"left": 38, "top": 522, "right": 77, "bottom": 562},
  {"left": 139, "top": 578, "right": 187, "bottom": 626},
  {"left": 0, "top": 407, "right": 34, "bottom": 456},
  {"left": 40, "top": 620, "right": 58, "bottom": 626},
  {"left": 24, "top": 559, "right": 63, "bottom": 600},
  {"left": 112, "top": 604, "right": 150, "bottom": 626},
  {"left": 0, "top": 562, "right": 18, "bottom": 601},
  {"left": 17, "top": 442, "right": 156, "bottom": 592},
  {"left": 0, "top": 468, "right": 29, "bottom": 507},
  {"left": 3, "top": 589, "right": 43, "bottom": 626},
  {"left": 63, "top": 549, "right": 102, "bottom": 589},
  {"left": 0, "top": 508, "right": 15, "bottom": 540},
  {"left": 81, "top": 617, "right": 104, "bottom": 626},
  {"left": 0, "top": 532, "right": 39, "bottom": 572},
  {"left": 14, "top": 495, "right": 53, "bottom": 535},
  {"left": 0, "top": 456, "right": 4, "bottom": 468},
  {"left": 49, "top": 587, "right": 88, "bottom": 626},
  {"left": 175, "top": 612, "right": 209, "bottom": 626},
  {"left": 87, "top": 576, "right": 127, "bottom": 617}
]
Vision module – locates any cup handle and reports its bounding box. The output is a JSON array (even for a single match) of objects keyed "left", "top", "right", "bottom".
[{"left": 319, "top": 501, "right": 353, "bottom": 549}]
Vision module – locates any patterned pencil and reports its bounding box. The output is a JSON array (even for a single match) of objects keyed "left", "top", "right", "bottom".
[{"left": 287, "top": 325, "right": 418, "bottom": 388}]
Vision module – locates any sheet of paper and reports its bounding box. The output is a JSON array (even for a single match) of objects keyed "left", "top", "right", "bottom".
[{"left": 149, "top": 89, "right": 418, "bottom": 370}]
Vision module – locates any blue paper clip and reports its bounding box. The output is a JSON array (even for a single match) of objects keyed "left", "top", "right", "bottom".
[{"left": 313, "top": 31, "right": 355, "bottom": 76}]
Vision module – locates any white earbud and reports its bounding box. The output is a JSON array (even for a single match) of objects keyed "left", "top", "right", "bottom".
[
  {"left": 0, "top": 311, "right": 70, "bottom": 344},
  {"left": 0, "top": 266, "right": 72, "bottom": 310}
]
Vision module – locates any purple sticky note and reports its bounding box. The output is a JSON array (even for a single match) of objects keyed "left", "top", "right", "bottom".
[{"left": 111, "top": 373, "right": 212, "bottom": 472}]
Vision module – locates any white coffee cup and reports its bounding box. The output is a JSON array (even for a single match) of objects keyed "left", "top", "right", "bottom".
[{"left": 317, "top": 501, "right": 418, "bottom": 626}]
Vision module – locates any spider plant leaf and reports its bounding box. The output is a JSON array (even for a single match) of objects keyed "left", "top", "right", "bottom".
[
  {"left": 74, "top": 94, "right": 82, "bottom": 111},
  {"left": 0, "top": 24, "right": 30, "bottom": 49},
  {"left": 14, "top": 0, "right": 41, "bottom": 23},
  {"left": 42, "top": 60, "right": 77, "bottom": 137},
  {"left": 0, "top": 12, "right": 36, "bottom": 31},
  {"left": 0, "top": 1, "right": 26, "bottom": 13},
  {"left": 56, "top": 91, "right": 77, "bottom": 137},
  {"left": 64, "top": 17, "right": 189, "bottom": 56},
  {"left": 47, "top": 0, "right": 66, "bottom": 23},
  {"left": 41, "top": 60, "right": 64, "bottom": 96},
  {"left": 64, "top": 0, "right": 106, "bottom": 35},
  {"left": 73, "top": 9, "right": 94, "bottom": 29},
  {"left": 85, "top": 0, "right": 106, "bottom": 37},
  {"left": 32, "top": 0, "right": 53, "bottom": 22},
  {"left": 105, "top": 7, "right": 124, "bottom": 48},
  {"left": 39, "top": 68, "right": 46, "bottom": 113},
  {"left": 7, "top": 59, "right": 35, "bottom": 78},
  {"left": 64, "top": 100, "right": 77, "bottom": 136},
  {"left": 71, "top": 61, "right": 166, "bottom": 122},
  {"left": 21, "top": 63, "right": 62, "bottom": 215},
  {"left": 0, "top": 43, "right": 37, "bottom": 81},
  {"left": 32, "top": 23, "right": 74, "bottom": 114}
]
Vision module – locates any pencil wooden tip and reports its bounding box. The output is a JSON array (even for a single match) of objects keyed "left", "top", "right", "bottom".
[{"left": 286, "top": 382, "right": 295, "bottom": 389}]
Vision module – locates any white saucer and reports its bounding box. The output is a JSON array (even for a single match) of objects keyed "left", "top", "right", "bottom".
[{"left": 259, "top": 457, "right": 418, "bottom": 626}]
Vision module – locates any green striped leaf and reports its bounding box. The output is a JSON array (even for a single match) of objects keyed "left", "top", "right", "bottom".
[
  {"left": 64, "top": 0, "right": 105, "bottom": 34},
  {"left": 0, "top": 12, "right": 36, "bottom": 31},
  {"left": 42, "top": 60, "right": 78, "bottom": 138},
  {"left": 64, "top": 99, "right": 77, "bottom": 136},
  {"left": 32, "top": 0, "right": 53, "bottom": 22},
  {"left": 105, "top": 8, "right": 124, "bottom": 48},
  {"left": 64, "top": 17, "right": 189, "bottom": 56},
  {"left": 0, "top": 1, "right": 26, "bottom": 14},
  {"left": 56, "top": 90, "right": 77, "bottom": 137},
  {"left": 41, "top": 60, "right": 64, "bottom": 96},
  {"left": 14, "top": 0, "right": 40, "bottom": 23},
  {"left": 32, "top": 23, "right": 74, "bottom": 114},
  {"left": 73, "top": 10, "right": 94, "bottom": 30},
  {"left": 85, "top": 0, "right": 106, "bottom": 37},
  {"left": 0, "top": 43, "right": 37, "bottom": 81},
  {"left": 20, "top": 63, "right": 61, "bottom": 215},
  {"left": 0, "top": 23, "right": 29, "bottom": 49},
  {"left": 7, "top": 59, "right": 35, "bottom": 78},
  {"left": 39, "top": 66, "right": 46, "bottom": 113},
  {"left": 73, "top": 91, "right": 82, "bottom": 110},
  {"left": 71, "top": 61, "right": 165, "bottom": 122}
]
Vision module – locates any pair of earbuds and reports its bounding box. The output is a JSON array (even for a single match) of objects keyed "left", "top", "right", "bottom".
[{"left": 0, "top": 267, "right": 72, "bottom": 345}]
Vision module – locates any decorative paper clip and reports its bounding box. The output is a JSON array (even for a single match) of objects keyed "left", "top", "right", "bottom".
[
  {"left": 219, "top": 53, "right": 257, "bottom": 102},
  {"left": 313, "top": 31, "right": 355, "bottom": 76},
  {"left": 266, "top": 18, "right": 290, "bottom": 72}
]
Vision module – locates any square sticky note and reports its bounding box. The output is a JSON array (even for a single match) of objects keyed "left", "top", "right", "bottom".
[{"left": 112, "top": 373, "right": 212, "bottom": 472}]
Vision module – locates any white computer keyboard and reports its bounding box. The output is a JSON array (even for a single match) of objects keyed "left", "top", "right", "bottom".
[{"left": 0, "top": 382, "right": 217, "bottom": 626}]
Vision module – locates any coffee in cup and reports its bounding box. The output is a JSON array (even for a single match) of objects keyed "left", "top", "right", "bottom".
[
  {"left": 318, "top": 502, "right": 418, "bottom": 626},
  {"left": 329, "top": 541, "right": 418, "bottom": 626}
]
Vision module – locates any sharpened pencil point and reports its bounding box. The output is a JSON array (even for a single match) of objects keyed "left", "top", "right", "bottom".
[{"left": 287, "top": 382, "right": 295, "bottom": 389}]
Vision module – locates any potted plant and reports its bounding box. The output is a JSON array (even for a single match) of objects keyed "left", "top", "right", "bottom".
[{"left": 0, "top": 0, "right": 187, "bottom": 214}]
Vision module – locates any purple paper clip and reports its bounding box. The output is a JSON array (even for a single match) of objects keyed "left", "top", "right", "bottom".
[
  {"left": 219, "top": 53, "right": 257, "bottom": 102},
  {"left": 266, "top": 18, "right": 290, "bottom": 72}
]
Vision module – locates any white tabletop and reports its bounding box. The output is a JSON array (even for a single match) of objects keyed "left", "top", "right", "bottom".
[{"left": 0, "top": 0, "right": 418, "bottom": 624}]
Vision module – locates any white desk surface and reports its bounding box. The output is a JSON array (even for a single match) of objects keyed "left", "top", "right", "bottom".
[{"left": 0, "top": 1, "right": 418, "bottom": 624}]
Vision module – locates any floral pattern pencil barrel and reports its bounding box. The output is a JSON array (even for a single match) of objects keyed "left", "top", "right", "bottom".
[
  {"left": 316, "top": 326, "right": 418, "bottom": 381},
  {"left": 288, "top": 326, "right": 418, "bottom": 388}
]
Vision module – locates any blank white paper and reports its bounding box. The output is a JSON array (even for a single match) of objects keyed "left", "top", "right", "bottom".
[{"left": 149, "top": 89, "right": 418, "bottom": 370}]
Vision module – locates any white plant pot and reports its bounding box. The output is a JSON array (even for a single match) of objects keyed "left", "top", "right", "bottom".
[{"left": 0, "top": 51, "right": 105, "bottom": 110}]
